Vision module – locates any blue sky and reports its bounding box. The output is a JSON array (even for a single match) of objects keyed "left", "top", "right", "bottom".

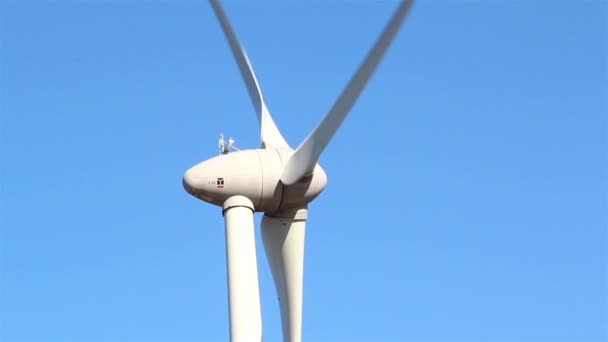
[{"left": 1, "top": 0, "right": 606, "bottom": 341}]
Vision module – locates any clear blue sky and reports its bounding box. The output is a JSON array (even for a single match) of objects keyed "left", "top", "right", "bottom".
[{"left": 1, "top": 0, "right": 606, "bottom": 341}]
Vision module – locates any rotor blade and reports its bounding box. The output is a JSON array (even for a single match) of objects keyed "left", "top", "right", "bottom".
[
  {"left": 209, "top": 0, "right": 289, "bottom": 148},
  {"left": 280, "top": 0, "right": 415, "bottom": 185},
  {"left": 261, "top": 208, "right": 307, "bottom": 342},
  {"left": 223, "top": 196, "right": 263, "bottom": 341}
]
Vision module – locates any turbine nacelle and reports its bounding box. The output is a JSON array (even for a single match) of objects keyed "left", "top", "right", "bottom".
[{"left": 183, "top": 148, "right": 327, "bottom": 214}]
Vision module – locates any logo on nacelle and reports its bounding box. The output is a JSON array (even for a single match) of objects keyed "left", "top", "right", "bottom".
[{"left": 217, "top": 177, "right": 224, "bottom": 189}]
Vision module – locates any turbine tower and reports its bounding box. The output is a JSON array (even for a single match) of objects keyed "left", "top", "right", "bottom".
[{"left": 183, "top": 1, "right": 415, "bottom": 340}]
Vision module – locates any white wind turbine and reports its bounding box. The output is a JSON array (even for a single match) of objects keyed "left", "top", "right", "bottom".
[{"left": 183, "top": 0, "right": 415, "bottom": 341}]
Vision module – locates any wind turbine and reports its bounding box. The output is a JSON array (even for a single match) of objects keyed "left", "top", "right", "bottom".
[{"left": 183, "top": 0, "right": 415, "bottom": 341}]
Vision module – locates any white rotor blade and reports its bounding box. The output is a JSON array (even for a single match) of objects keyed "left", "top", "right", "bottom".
[
  {"left": 281, "top": 0, "right": 415, "bottom": 185},
  {"left": 223, "top": 196, "right": 263, "bottom": 341},
  {"left": 209, "top": 0, "right": 289, "bottom": 148},
  {"left": 261, "top": 208, "right": 307, "bottom": 342}
]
